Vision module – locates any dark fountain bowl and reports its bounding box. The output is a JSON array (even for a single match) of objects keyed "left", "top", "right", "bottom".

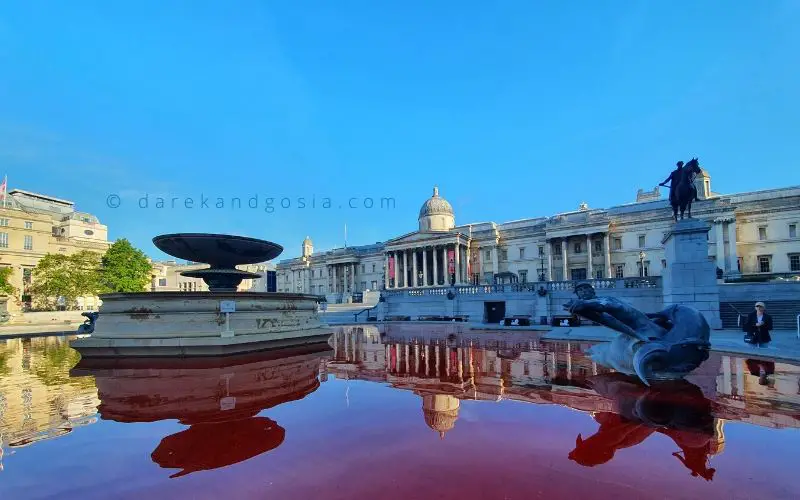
[
  {"left": 153, "top": 233, "right": 283, "bottom": 267},
  {"left": 153, "top": 233, "right": 284, "bottom": 292}
]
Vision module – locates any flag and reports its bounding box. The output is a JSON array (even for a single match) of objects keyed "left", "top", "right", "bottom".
[{"left": 0, "top": 175, "right": 6, "bottom": 207}]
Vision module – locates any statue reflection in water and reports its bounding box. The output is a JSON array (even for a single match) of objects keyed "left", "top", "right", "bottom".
[
  {"left": 568, "top": 373, "right": 723, "bottom": 481},
  {"left": 71, "top": 344, "right": 331, "bottom": 478}
]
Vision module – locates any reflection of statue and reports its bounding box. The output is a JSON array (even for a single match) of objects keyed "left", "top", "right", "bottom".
[
  {"left": 659, "top": 158, "right": 702, "bottom": 221},
  {"left": 569, "top": 373, "right": 721, "bottom": 481},
  {"left": 76, "top": 311, "right": 99, "bottom": 334},
  {"left": 564, "top": 283, "right": 711, "bottom": 385}
]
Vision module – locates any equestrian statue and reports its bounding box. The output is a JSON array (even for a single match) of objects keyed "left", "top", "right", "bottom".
[
  {"left": 660, "top": 158, "right": 702, "bottom": 221},
  {"left": 563, "top": 283, "right": 711, "bottom": 386}
]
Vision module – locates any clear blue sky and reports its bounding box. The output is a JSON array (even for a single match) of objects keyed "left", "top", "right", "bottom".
[{"left": 1, "top": 1, "right": 798, "bottom": 260}]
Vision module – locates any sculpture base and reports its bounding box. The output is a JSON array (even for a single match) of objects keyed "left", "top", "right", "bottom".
[{"left": 70, "top": 292, "right": 331, "bottom": 357}]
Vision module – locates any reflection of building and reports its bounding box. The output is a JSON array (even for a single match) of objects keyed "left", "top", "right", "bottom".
[
  {"left": 324, "top": 326, "right": 800, "bottom": 437},
  {"left": 0, "top": 189, "right": 110, "bottom": 314},
  {"left": 278, "top": 180, "right": 800, "bottom": 303},
  {"left": 0, "top": 336, "right": 100, "bottom": 470}
]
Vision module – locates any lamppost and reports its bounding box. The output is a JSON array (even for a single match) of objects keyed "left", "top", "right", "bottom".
[
  {"left": 418, "top": 270, "right": 423, "bottom": 287},
  {"left": 539, "top": 256, "right": 547, "bottom": 282},
  {"left": 638, "top": 251, "right": 646, "bottom": 277}
]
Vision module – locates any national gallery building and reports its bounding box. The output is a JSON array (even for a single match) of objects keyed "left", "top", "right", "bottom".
[{"left": 276, "top": 172, "right": 800, "bottom": 302}]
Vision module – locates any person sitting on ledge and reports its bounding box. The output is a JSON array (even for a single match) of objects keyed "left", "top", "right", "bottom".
[{"left": 743, "top": 301, "right": 772, "bottom": 348}]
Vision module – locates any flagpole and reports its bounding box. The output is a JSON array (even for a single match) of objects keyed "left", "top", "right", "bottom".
[{"left": 344, "top": 223, "right": 347, "bottom": 248}]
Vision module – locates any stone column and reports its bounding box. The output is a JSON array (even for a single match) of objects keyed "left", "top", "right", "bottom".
[
  {"left": 561, "top": 238, "right": 568, "bottom": 280},
  {"left": 661, "top": 219, "right": 722, "bottom": 329},
  {"left": 412, "top": 248, "right": 418, "bottom": 288},
  {"left": 491, "top": 245, "right": 498, "bottom": 283},
  {"left": 433, "top": 246, "right": 439, "bottom": 286},
  {"left": 384, "top": 253, "right": 389, "bottom": 289},
  {"left": 604, "top": 233, "right": 612, "bottom": 278},
  {"left": 587, "top": 234, "right": 593, "bottom": 279},
  {"left": 714, "top": 221, "right": 725, "bottom": 273},
  {"left": 727, "top": 219, "right": 739, "bottom": 275},
  {"left": 443, "top": 245, "right": 450, "bottom": 285},
  {"left": 546, "top": 240, "right": 553, "bottom": 281},
  {"left": 455, "top": 243, "right": 461, "bottom": 284},
  {"left": 393, "top": 252, "right": 399, "bottom": 287},
  {"left": 350, "top": 263, "right": 355, "bottom": 292},
  {"left": 402, "top": 250, "right": 408, "bottom": 288},
  {"left": 423, "top": 247, "right": 429, "bottom": 286}
]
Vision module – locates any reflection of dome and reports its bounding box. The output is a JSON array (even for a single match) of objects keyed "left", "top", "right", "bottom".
[
  {"left": 422, "top": 394, "right": 460, "bottom": 439},
  {"left": 709, "top": 419, "right": 725, "bottom": 456},
  {"left": 418, "top": 187, "right": 455, "bottom": 232}
]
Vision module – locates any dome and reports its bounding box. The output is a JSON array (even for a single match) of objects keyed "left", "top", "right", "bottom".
[
  {"left": 418, "top": 186, "right": 454, "bottom": 219},
  {"left": 421, "top": 394, "right": 460, "bottom": 439},
  {"left": 303, "top": 236, "right": 312, "bottom": 245}
]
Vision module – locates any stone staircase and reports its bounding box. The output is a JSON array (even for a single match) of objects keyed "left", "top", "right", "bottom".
[{"left": 720, "top": 301, "right": 800, "bottom": 330}]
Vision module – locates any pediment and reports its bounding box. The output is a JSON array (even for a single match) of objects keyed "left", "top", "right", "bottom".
[{"left": 385, "top": 230, "right": 458, "bottom": 247}]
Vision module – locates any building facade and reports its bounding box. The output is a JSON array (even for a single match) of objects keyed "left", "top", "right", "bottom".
[
  {"left": 277, "top": 174, "right": 800, "bottom": 303},
  {"left": 0, "top": 189, "right": 111, "bottom": 314}
]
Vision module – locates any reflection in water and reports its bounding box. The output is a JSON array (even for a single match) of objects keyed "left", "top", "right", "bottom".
[
  {"left": 71, "top": 344, "right": 331, "bottom": 478},
  {"left": 569, "top": 374, "right": 721, "bottom": 481},
  {"left": 0, "top": 336, "right": 99, "bottom": 472}
]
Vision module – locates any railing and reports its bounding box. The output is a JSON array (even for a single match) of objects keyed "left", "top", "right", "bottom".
[
  {"left": 725, "top": 272, "right": 800, "bottom": 283},
  {"left": 354, "top": 307, "right": 376, "bottom": 323},
  {"left": 727, "top": 303, "right": 747, "bottom": 328},
  {"left": 381, "top": 277, "right": 662, "bottom": 297},
  {"left": 797, "top": 314, "right": 799, "bottom": 340}
]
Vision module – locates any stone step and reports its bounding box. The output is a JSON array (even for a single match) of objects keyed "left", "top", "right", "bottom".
[{"left": 720, "top": 301, "right": 800, "bottom": 330}]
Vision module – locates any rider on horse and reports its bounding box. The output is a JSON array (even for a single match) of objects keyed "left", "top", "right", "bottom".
[{"left": 660, "top": 160, "right": 699, "bottom": 205}]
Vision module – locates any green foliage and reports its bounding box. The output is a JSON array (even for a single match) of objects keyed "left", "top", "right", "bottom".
[
  {"left": 0, "top": 266, "right": 16, "bottom": 296},
  {"left": 27, "top": 251, "right": 103, "bottom": 309},
  {"left": 31, "top": 340, "right": 95, "bottom": 389},
  {"left": 100, "top": 239, "right": 152, "bottom": 293}
]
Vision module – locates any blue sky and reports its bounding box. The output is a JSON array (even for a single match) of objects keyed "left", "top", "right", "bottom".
[{"left": 1, "top": 1, "right": 798, "bottom": 260}]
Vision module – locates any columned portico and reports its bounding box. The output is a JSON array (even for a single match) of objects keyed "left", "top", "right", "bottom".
[{"left": 384, "top": 234, "right": 471, "bottom": 288}]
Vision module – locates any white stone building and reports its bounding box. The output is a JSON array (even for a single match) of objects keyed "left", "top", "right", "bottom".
[{"left": 277, "top": 174, "right": 800, "bottom": 303}]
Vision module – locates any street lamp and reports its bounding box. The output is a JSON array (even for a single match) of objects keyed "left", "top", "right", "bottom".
[
  {"left": 539, "top": 256, "right": 547, "bottom": 282},
  {"left": 638, "top": 251, "right": 646, "bottom": 277},
  {"left": 418, "top": 270, "right": 423, "bottom": 287}
]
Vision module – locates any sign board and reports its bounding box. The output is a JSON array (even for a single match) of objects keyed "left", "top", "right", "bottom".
[
  {"left": 220, "top": 396, "right": 237, "bottom": 411},
  {"left": 220, "top": 300, "right": 236, "bottom": 313},
  {"left": 447, "top": 249, "right": 455, "bottom": 274}
]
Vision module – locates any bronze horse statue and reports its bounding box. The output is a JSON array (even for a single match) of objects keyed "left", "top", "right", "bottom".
[{"left": 661, "top": 158, "right": 702, "bottom": 221}]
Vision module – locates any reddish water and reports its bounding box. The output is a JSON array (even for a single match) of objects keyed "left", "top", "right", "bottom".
[{"left": 2, "top": 325, "right": 800, "bottom": 499}]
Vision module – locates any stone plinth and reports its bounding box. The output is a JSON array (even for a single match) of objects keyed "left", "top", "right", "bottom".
[
  {"left": 661, "top": 219, "right": 722, "bottom": 329},
  {"left": 70, "top": 292, "right": 331, "bottom": 357}
]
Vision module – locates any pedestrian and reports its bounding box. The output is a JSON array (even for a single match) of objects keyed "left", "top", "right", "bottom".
[{"left": 743, "top": 301, "right": 773, "bottom": 347}]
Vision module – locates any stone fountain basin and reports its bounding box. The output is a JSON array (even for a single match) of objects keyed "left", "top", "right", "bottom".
[
  {"left": 70, "top": 292, "right": 331, "bottom": 357},
  {"left": 153, "top": 233, "right": 283, "bottom": 267}
]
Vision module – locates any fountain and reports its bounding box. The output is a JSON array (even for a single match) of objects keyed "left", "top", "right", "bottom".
[{"left": 70, "top": 233, "right": 330, "bottom": 357}]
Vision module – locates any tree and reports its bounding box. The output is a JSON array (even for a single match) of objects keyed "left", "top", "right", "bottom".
[
  {"left": 100, "top": 239, "right": 152, "bottom": 293},
  {"left": 28, "top": 254, "right": 76, "bottom": 309},
  {"left": 0, "top": 266, "right": 16, "bottom": 296},
  {"left": 27, "top": 251, "right": 104, "bottom": 309}
]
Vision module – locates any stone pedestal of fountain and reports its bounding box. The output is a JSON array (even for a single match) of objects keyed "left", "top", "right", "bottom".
[{"left": 71, "top": 233, "right": 329, "bottom": 357}]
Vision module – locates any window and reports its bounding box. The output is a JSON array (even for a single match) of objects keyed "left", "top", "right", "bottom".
[
  {"left": 662, "top": 259, "right": 667, "bottom": 269},
  {"left": 554, "top": 243, "right": 562, "bottom": 255},
  {"left": 84, "top": 229, "right": 94, "bottom": 235},
  {"left": 158, "top": 278, "right": 167, "bottom": 287},
  {"left": 371, "top": 280, "right": 377, "bottom": 290},
  {"left": 758, "top": 255, "right": 771, "bottom": 273},
  {"left": 519, "top": 270, "right": 528, "bottom": 283},
  {"left": 483, "top": 272, "right": 493, "bottom": 284},
  {"left": 24, "top": 221, "right": 33, "bottom": 229},
  {"left": 485, "top": 250, "right": 491, "bottom": 260},
  {"left": 500, "top": 249, "right": 508, "bottom": 260},
  {"left": 571, "top": 268, "right": 587, "bottom": 280},
  {"left": 594, "top": 267, "right": 604, "bottom": 279},
  {"left": 0, "top": 218, "right": 8, "bottom": 226},
  {"left": 538, "top": 245, "right": 544, "bottom": 257},
  {"left": 310, "top": 270, "right": 314, "bottom": 278},
  {"left": 574, "top": 243, "right": 582, "bottom": 254},
  {"left": 24, "top": 235, "right": 33, "bottom": 250},
  {"left": 613, "top": 238, "right": 622, "bottom": 250},
  {"left": 638, "top": 235, "right": 645, "bottom": 248},
  {"left": 360, "top": 281, "right": 366, "bottom": 291},
  {"left": 638, "top": 261, "right": 650, "bottom": 277},
  {"left": 790, "top": 224, "right": 797, "bottom": 239},
  {"left": 594, "top": 240, "right": 602, "bottom": 253},
  {"left": 0, "top": 232, "right": 7, "bottom": 248},
  {"left": 758, "top": 226, "right": 767, "bottom": 241},
  {"left": 310, "top": 285, "right": 315, "bottom": 293},
  {"left": 519, "top": 247, "right": 525, "bottom": 259},
  {"left": 361, "top": 264, "right": 365, "bottom": 273},
  {"left": 372, "top": 264, "right": 376, "bottom": 272},
  {"left": 319, "top": 285, "right": 325, "bottom": 294},
  {"left": 790, "top": 255, "right": 800, "bottom": 272},
  {"left": 615, "top": 264, "right": 624, "bottom": 278}
]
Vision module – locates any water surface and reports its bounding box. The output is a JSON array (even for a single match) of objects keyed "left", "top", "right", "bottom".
[{"left": 1, "top": 325, "right": 799, "bottom": 499}]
